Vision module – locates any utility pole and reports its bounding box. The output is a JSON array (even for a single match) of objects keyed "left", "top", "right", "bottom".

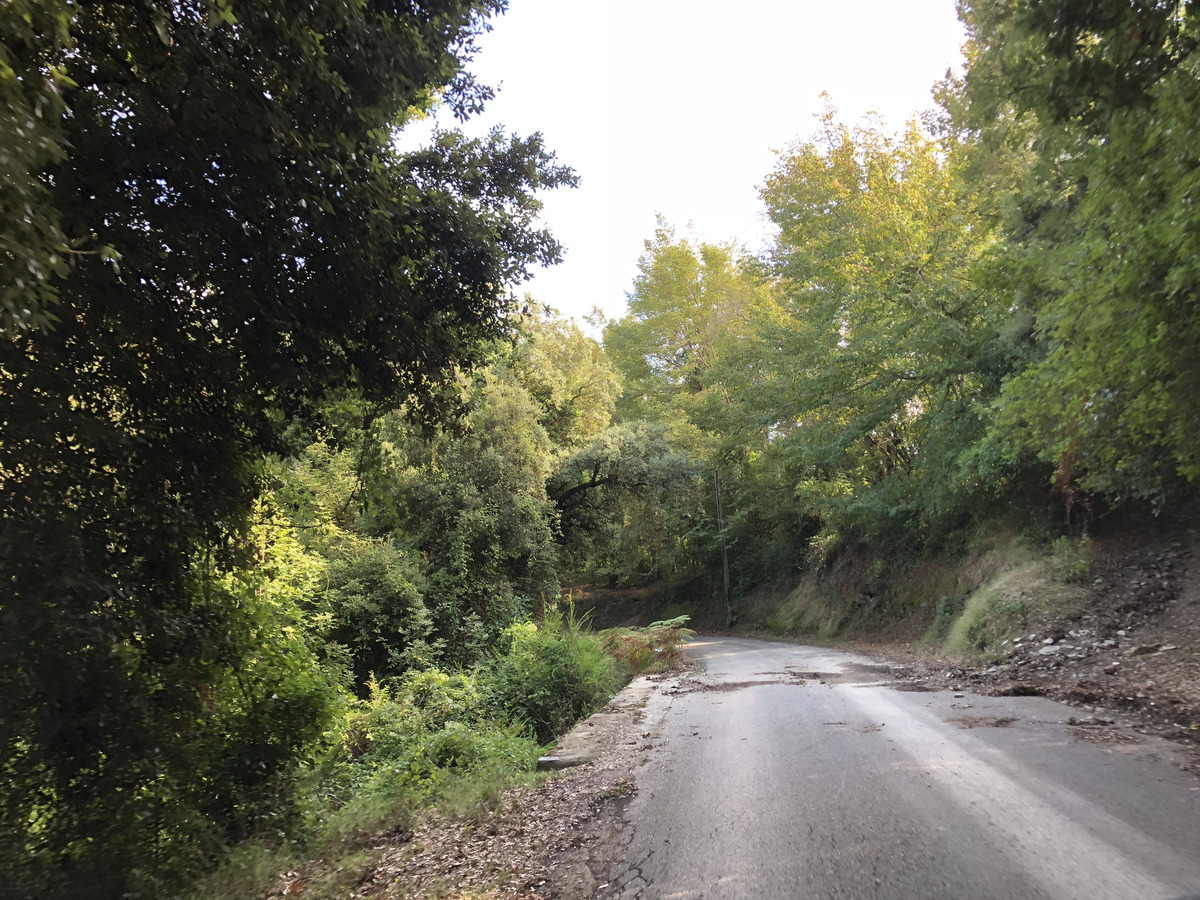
[{"left": 714, "top": 469, "right": 731, "bottom": 627}]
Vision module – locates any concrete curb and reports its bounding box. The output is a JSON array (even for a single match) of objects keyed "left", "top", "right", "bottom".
[{"left": 537, "top": 675, "right": 659, "bottom": 771}]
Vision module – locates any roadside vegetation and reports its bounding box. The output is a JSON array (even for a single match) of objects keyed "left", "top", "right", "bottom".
[
  {"left": 3, "top": 1, "right": 1199, "bottom": 897},
  {"left": 187, "top": 610, "right": 692, "bottom": 900}
]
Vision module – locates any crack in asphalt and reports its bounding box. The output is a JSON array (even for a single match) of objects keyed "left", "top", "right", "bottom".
[{"left": 600, "top": 844, "right": 654, "bottom": 899}]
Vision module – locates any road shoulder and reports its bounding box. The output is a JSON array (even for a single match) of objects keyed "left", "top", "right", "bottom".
[{"left": 357, "top": 675, "right": 668, "bottom": 899}]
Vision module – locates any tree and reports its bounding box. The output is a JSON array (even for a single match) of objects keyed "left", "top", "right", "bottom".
[
  {"left": 0, "top": 3, "right": 571, "bottom": 895},
  {"left": 263, "top": 428, "right": 437, "bottom": 694},
  {"left": 548, "top": 421, "right": 699, "bottom": 580},
  {"left": 0, "top": 1, "right": 81, "bottom": 333},
  {"left": 605, "top": 218, "right": 763, "bottom": 427},
  {"left": 752, "top": 101, "right": 1009, "bottom": 548},
  {"left": 959, "top": 0, "right": 1200, "bottom": 506},
  {"left": 256, "top": 313, "right": 621, "bottom": 688},
  {"left": 510, "top": 310, "right": 622, "bottom": 447},
  {"left": 401, "top": 368, "right": 563, "bottom": 665},
  {"left": 602, "top": 224, "right": 790, "bottom": 585}
]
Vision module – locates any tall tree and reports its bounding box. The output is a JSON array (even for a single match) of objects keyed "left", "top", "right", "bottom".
[
  {"left": 753, "top": 102, "right": 1006, "bottom": 546},
  {"left": 959, "top": 0, "right": 1200, "bottom": 504},
  {"left": 0, "top": 3, "right": 571, "bottom": 896},
  {"left": 511, "top": 310, "right": 623, "bottom": 447},
  {"left": 0, "top": 1, "right": 80, "bottom": 332},
  {"left": 602, "top": 224, "right": 774, "bottom": 583},
  {"left": 605, "top": 218, "right": 764, "bottom": 428}
]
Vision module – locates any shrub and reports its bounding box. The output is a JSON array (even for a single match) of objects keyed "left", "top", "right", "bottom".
[
  {"left": 321, "top": 539, "right": 434, "bottom": 694},
  {"left": 1050, "top": 535, "right": 1094, "bottom": 584},
  {"left": 395, "top": 669, "right": 482, "bottom": 730},
  {"left": 482, "top": 609, "right": 617, "bottom": 743},
  {"left": 313, "top": 673, "right": 538, "bottom": 843}
]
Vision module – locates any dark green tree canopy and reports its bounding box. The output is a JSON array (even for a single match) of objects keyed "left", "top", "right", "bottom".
[
  {"left": 959, "top": 0, "right": 1200, "bottom": 502},
  {"left": 0, "top": 3, "right": 572, "bottom": 895}
]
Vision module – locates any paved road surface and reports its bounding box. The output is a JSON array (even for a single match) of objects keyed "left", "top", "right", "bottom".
[{"left": 605, "top": 637, "right": 1200, "bottom": 899}]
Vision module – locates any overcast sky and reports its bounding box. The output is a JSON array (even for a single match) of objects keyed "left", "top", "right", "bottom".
[{"left": 425, "top": 1, "right": 968, "bottom": 324}]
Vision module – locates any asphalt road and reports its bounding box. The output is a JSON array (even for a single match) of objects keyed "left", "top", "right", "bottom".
[{"left": 604, "top": 636, "right": 1200, "bottom": 900}]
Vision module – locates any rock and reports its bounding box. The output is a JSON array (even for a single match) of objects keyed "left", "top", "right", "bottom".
[
  {"left": 996, "top": 683, "right": 1044, "bottom": 697},
  {"left": 1066, "top": 715, "right": 1113, "bottom": 727},
  {"left": 551, "top": 861, "right": 597, "bottom": 900},
  {"left": 1130, "top": 644, "right": 1163, "bottom": 656},
  {"left": 1037, "top": 645, "right": 1063, "bottom": 656},
  {"left": 1043, "top": 637, "right": 1056, "bottom": 645},
  {"left": 1103, "top": 664, "right": 1119, "bottom": 675},
  {"left": 537, "top": 751, "right": 599, "bottom": 771}
]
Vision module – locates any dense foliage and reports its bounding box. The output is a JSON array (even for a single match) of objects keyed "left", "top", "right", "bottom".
[
  {"left": 959, "top": 0, "right": 1200, "bottom": 504},
  {"left": 0, "top": 2, "right": 570, "bottom": 896},
  {"left": 5, "top": 0, "right": 1200, "bottom": 894},
  {"left": 600, "top": 3, "right": 1200, "bottom": 583}
]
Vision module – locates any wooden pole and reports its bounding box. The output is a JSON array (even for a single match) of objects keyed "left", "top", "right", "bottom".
[{"left": 715, "top": 469, "right": 731, "bottom": 626}]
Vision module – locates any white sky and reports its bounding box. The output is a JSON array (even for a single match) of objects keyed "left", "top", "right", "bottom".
[{"left": 428, "top": 1, "right": 967, "bottom": 324}]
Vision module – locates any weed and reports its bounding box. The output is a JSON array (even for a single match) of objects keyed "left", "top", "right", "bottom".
[
  {"left": 482, "top": 607, "right": 617, "bottom": 744},
  {"left": 765, "top": 614, "right": 795, "bottom": 636},
  {"left": 945, "top": 576, "right": 1034, "bottom": 654},
  {"left": 924, "top": 595, "right": 965, "bottom": 644},
  {"left": 1051, "top": 535, "right": 1094, "bottom": 583},
  {"left": 963, "top": 596, "right": 1028, "bottom": 651},
  {"left": 184, "top": 841, "right": 297, "bottom": 900},
  {"left": 598, "top": 616, "right": 695, "bottom": 678}
]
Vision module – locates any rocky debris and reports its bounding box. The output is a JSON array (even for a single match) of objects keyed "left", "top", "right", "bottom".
[
  {"left": 1072, "top": 727, "right": 1146, "bottom": 746},
  {"left": 1066, "top": 715, "right": 1114, "bottom": 727},
  {"left": 992, "top": 683, "right": 1046, "bottom": 697},
  {"left": 947, "top": 715, "right": 1018, "bottom": 728},
  {"left": 1131, "top": 643, "right": 1165, "bottom": 656}
]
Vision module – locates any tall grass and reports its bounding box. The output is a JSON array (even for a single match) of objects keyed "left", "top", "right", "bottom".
[{"left": 482, "top": 606, "right": 618, "bottom": 743}]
